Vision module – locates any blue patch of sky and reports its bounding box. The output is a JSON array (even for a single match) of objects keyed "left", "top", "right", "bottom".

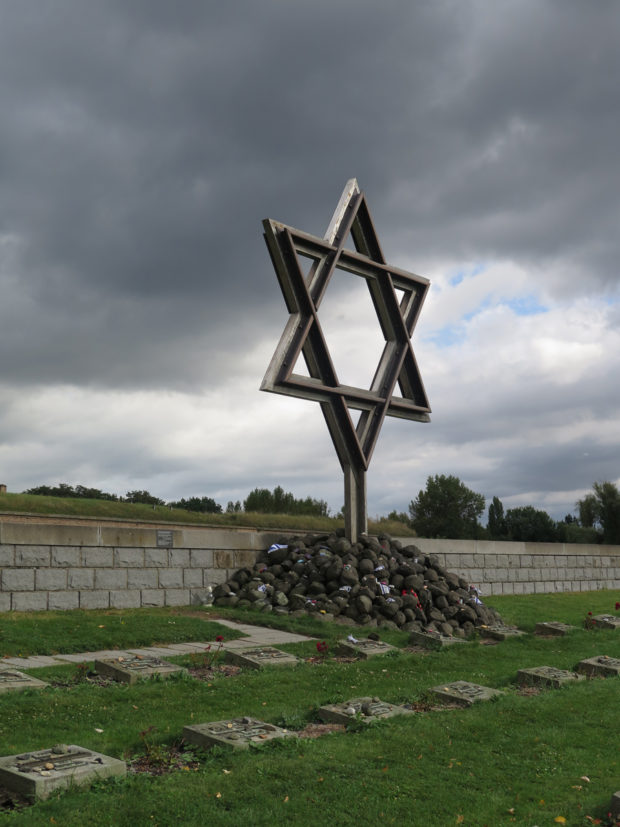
[
  {"left": 504, "top": 295, "right": 548, "bottom": 316},
  {"left": 448, "top": 262, "right": 487, "bottom": 287},
  {"left": 423, "top": 293, "right": 548, "bottom": 349}
]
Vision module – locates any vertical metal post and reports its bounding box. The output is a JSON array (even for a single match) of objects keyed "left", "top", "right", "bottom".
[{"left": 344, "top": 464, "right": 367, "bottom": 543}]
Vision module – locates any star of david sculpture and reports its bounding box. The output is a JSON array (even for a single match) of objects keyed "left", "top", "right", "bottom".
[{"left": 261, "top": 179, "right": 431, "bottom": 542}]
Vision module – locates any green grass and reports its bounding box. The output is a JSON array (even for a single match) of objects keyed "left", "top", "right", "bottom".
[
  {"left": 0, "top": 492, "right": 411, "bottom": 536},
  {"left": 1, "top": 593, "right": 619, "bottom": 825},
  {"left": 0, "top": 608, "right": 239, "bottom": 657}
]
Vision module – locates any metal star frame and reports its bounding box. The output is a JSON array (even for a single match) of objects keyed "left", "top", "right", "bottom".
[{"left": 261, "top": 179, "right": 431, "bottom": 541}]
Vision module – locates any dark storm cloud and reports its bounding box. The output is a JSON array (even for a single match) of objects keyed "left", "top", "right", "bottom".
[{"left": 3, "top": 1, "right": 617, "bottom": 390}]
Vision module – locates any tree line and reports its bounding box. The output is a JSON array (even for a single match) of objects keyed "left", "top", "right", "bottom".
[
  {"left": 21, "top": 476, "right": 620, "bottom": 543},
  {"left": 22, "top": 483, "right": 329, "bottom": 518},
  {"left": 402, "top": 474, "right": 620, "bottom": 544}
]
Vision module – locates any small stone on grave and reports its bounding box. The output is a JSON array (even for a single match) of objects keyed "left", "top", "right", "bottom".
[
  {"left": 517, "top": 666, "right": 585, "bottom": 688},
  {"left": 409, "top": 630, "right": 466, "bottom": 650},
  {"left": 225, "top": 647, "right": 300, "bottom": 670},
  {"left": 430, "top": 680, "right": 504, "bottom": 707},
  {"left": 317, "top": 696, "right": 414, "bottom": 725},
  {"left": 534, "top": 622, "right": 575, "bottom": 636},
  {"left": 0, "top": 669, "right": 49, "bottom": 694},
  {"left": 481, "top": 625, "right": 526, "bottom": 641},
  {"left": 0, "top": 744, "right": 126, "bottom": 801},
  {"left": 590, "top": 614, "right": 620, "bottom": 630},
  {"left": 576, "top": 655, "right": 620, "bottom": 678},
  {"left": 183, "top": 717, "right": 295, "bottom": 751},
  {"left": 94, "top": 655, "right": 185, "bottom": 685},
  {"left": 334, "top": 638, "right": 398, "bottom": 659}
]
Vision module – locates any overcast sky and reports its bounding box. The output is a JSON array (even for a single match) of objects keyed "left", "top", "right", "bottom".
[{"left": 1, "top": 1, "right": 619, "bottom": 522}]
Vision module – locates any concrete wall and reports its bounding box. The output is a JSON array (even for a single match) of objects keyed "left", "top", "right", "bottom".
[
  {"left": 402, "top": 537, "right": 620, "bottom": 596},
  {"left": 1, "top": 515, "right": 619, "bottom": 611},
  {"left": 0, "top": 516, "right": 280, "bottom": 612}
]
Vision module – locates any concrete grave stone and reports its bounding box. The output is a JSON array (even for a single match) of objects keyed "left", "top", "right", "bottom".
[
  {"left": 577, "top": 655, "right": 620, "bottom": 678},
  {"left": 94, "top": 655, "right": 185, "bottom": 685},
  {"left": 517, "top": 666, "right": 585, "bottom": 688},
  {"left": 409, "top": 630, "right": 466, "bottom": 650},
  {"left": 0, "top": 669, "right": 48, "bottom": 694},
  {"left": 590, "top": 614, "right": 620, "bottom": 630},
  {"left": 610, "top": 790, "right": 620, "bottom": 819},
  {"left": 225, "top": 647, "right": 300, "bottom": 670},
  {"left": 430, "top": 681, "right": 504, "bottom": 707},
  {"left": 534, "top": 622, "right": 575, "bottom": 636},
  {"left": 0, "top": 744, "right": 125, "bottom": 800},
  {"left": 183, "top": 717, "right": 295, "bottom": 751},
  {"left": 334, "top": 638, "right": 398, "bottom": 659},
  {"left": 317, "top": 696, "right": 414, "bottom": 725},
  {"left": 481, "top": 625, "right": 526, "bottom": 641}
]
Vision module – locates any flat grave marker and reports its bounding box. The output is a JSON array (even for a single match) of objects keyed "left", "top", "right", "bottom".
[
  {"left": 534, "top": 622, "right": 575, "bottom": 637},
  {"left": 481, "top": 625, "right": 526, "bottom": 641},
  {"left": 610, "top": 790, "right": 620, "bottom": 819},
  {"left": 577, "top": 655, "right": 620, "bottom": 678},
  {"left": 183, "top": 717, "right": 295, "bottom": 751},
  {"left": 590, "top": 614, "right": 620, "bottom": 630},
  {"left": 94, "top": 655, "right": 185, "bottom": 685},
  {"left": 0, "top": 669, "right": 48, "bottom": 695},
  {"left": 430, "top": 681, "right": 505, "bottom": 707},
  {"left": 517, "top": 665, "right": 585, "bottom": 689},
  {"left": 334, "top": 638, "right": 398, "bottom": 659},
  {"left": 318, "top": 696, "right": 414, "bottom": 725},
  {"left": 409, "top": 630, "right": 466, "bottom": 650},
  {"left": 225, "top": 647, "right": 300, "bottom": 670},
  {"left": 0, "top": 744, "right": 125, "bottom": 800}
]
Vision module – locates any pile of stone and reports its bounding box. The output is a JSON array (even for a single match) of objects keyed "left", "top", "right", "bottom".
[{"left": 213, "top": 532, "right": 503, "bottom": 637}]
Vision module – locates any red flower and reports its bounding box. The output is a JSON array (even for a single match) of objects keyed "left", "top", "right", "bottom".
[
  {"left": 587, "top": 611, "right": 592, "bottom": 616},
  {"left": 316, "top": 640, "right": 329, "bottom": 654},
  {"left": 615, "top": 602, "right": 620, "bottom": 611},
  {"left": 215, "top": 635, "right": 224, "bottom": 643}
]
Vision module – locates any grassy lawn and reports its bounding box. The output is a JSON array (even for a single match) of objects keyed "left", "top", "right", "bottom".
[
  {"left": 0, "top": 593, "right": 619, "bottom": 825},
  {"left": 0, "top": 608, "right": 240, "bottom": 657}
]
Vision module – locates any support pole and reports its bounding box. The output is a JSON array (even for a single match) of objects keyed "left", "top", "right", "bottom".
[{"left": 344, "top": 464, "right": 367, "bottom": 543}]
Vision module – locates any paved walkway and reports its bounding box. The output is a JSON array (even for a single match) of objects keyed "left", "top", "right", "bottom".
[{"left": 2, "top": 619, "right": 315, "bottom": 671}]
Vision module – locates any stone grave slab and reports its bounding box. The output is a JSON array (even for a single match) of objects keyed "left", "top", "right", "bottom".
[
  {"left": 0, "top": 744, "right": 126, "bottom": 801},
  {"left": 577, "top": 655, "right": 620, "bottom": 678},
  {"left": 430, "top": 681, "right": 504, "bottom": 707},
  {"left": 0, "top": 669, "right": 49, "bottom": 694},
  {"left": 409, "top": 630, "right": 466, "bottom": 650},
  {"left": 534, "top": 622, "right": 575, "bottom": 636},
  {"left": 334, "top": 638, "right": 398, "bottom": 659},
  {"left": 225, "top": 647, "right": 300, "bottom": 670},
  {"left": 590, "top": 614, "right": 620, "bottom": 630},
  {"left": 317, "top": 696, "right": 414, "bottom": 725},
  {"left": 610, "top": 790, "right": 620, "bottom": 819},
  {"left": 481, "top": 625, "right": 526, "bottom": 641},
  {"left": 94, "top": 655, "right": 185, "bottom": 685},
  {"left": 183, "top": 717, "right": 295, "bottom": 751},
  {"left": 517, "top": 666, "right": 585, "bottom": 688}
]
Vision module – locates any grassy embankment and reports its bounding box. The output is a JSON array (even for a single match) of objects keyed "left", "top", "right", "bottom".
[
  {"left": 0, "top": 491, "right": 410, "bottom": 536},
  {"left": 0, "top": 591, "right": 619, "bottom": 825}
]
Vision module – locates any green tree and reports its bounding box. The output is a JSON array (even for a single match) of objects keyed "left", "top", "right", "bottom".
[
  {"left": 243, "top": 486, "right": 329, "bottom": 517},
  {"left": 408, "top": 475, "right": 485, "bottom": 539},
  {"left": 504, "top": 506, "right": 558, "bottom": 542},
  {"left": 487, "top": 496, "right": 506, "bottom": 539},
  {"left": 167, "top": 496, "right": 222, "bottom": 514},
  {"left": 577, "top": 481, "right": 620, "bottom": 544},
  {"left": 125, "top": 490, "right": 165, "bottom": 506}
]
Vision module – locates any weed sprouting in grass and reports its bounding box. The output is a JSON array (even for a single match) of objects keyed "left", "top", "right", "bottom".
[{"left": 189, "top": 636, "right": 225, "bottom": 670}]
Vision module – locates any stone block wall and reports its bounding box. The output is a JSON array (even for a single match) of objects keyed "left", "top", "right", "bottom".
[
  {"left": 0, "top": 517, "right": 279, "bottom": 612},
  {"left": 0, "top": 515, "right": 619, "bottom": 612},
  {"left": 404, "top": 537, "right": 620, "bottom": 596}
]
